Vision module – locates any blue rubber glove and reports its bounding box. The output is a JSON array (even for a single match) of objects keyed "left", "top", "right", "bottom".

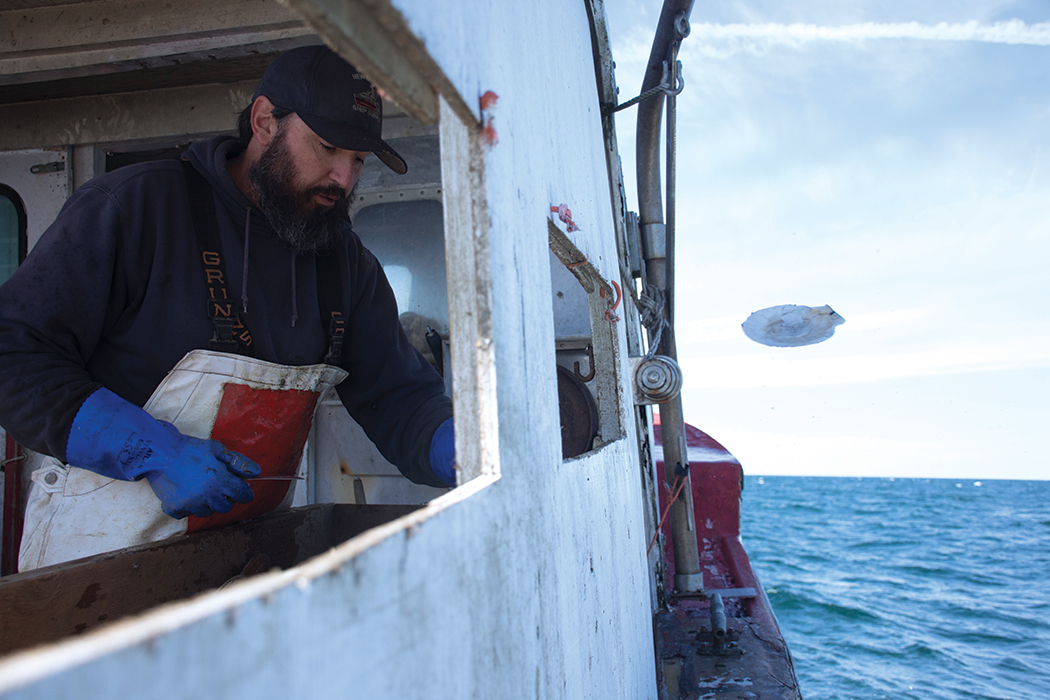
[
  {"left": 66, "top": 387, "right": 261, "bottom": 519},
  {"left": 429, "top": 417, "right": 456, "bottom": 487}
]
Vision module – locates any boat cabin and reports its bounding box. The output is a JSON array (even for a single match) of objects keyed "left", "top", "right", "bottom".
[{"left": 0, "top": 1, "right": 800, "bottom": 698}]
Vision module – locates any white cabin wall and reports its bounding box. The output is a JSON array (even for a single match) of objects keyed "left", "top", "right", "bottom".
[
  {"left": 0, "top": 1, "right": 657, "bottom": 698},
  {"left": 382, "top": 0, "right": 486, "bottom": 123},
  {"left": 393, "top": 1, "right": 655, "bottom": 697}
]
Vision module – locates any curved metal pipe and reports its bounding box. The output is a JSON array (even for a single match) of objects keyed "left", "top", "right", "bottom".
[
  {"left": 636, "top": 0, "right": 694, "bottom": 247},
  {"left": 635, "top": 0, "right": 702, "bottom": 593}
]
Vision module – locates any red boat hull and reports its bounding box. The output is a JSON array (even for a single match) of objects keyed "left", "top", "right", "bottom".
[{"left": 653, "top": 416, "right": 802, "bottom": 699}]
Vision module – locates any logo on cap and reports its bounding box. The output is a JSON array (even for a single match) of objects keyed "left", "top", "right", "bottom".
[{"left": 354, "top": 88, "right": 381, "bottom": 122}]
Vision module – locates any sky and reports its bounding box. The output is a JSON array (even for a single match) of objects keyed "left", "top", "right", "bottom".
[{"left": 602, "top": 0, "right": 1050, "bottom": 479}]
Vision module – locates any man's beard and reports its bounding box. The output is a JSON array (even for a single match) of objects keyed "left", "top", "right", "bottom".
[{"left": 248, "top": 128, "right": 354, "bottom": 253}]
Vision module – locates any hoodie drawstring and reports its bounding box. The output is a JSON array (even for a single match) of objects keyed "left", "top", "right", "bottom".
[
  {"left": 240, "top": 205, "right": 299, "bottom": 329},
  {"left": 241, "top": 207, "right": 251, "bottom": 314},
  {"left": 290, "top": 250, "right": 298, "bottom": 328}
]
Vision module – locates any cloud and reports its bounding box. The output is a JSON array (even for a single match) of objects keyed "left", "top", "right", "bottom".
[
  {"left": 684, "top": 20, "right": 1050, "bottom": 58},
  {"left": 679, "top": 334, "right": 1050, "bottom": 388},
  {"left": 692, "top": 428, "right": 992, "bottom": 478},
  {"left": 690, "top": 20, "right": 1050, "bottom": 45}
]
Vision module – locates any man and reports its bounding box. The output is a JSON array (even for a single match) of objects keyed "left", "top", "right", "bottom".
[{"left": 0, "top": 46, "right": 455, "bottom": 569}]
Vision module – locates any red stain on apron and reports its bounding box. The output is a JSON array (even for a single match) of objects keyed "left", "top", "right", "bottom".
[{"left": 187, "top": 384, "right": 320, "bottom": 533}]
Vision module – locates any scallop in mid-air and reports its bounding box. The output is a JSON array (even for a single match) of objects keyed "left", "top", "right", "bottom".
[{"left": 741, "top": 304, "right": 845, "bottom": 347}]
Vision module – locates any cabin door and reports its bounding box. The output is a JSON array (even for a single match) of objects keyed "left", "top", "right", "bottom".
[{"left": 0, "top": 147, "right": 71, "bottom": 574}]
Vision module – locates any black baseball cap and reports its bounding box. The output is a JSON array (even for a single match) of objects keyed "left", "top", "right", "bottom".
[{"left": 253, "top": 45, "right": 407, "bottom": 175}]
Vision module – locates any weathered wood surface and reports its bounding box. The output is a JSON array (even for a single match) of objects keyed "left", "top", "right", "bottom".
[
  {"left": 0, "top": 0, "right": 309, "bottom": 91},
  {"left": 0, "top": 504, "right": 417, "bottom": 656},
  {"left": 0, "top": 81, "right": 258, "bottom": 152},
  {"left": 440, "top": 95, "right": 499, "bottom": 483}
]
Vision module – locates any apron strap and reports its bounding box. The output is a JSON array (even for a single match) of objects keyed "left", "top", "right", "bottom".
[
  {"left": 180, "top": 159, "right": 254, "bottom": 355},
  {"left": 315, "top": 252, "right": 346, "bottom": 365}
]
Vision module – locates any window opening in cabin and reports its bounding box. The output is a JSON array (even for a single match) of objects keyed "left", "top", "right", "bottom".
[
  {"left": 0, "top": 185, "right": 27, "bottom": 285},
  {"left": 87, "top": 117, "right": 460, "bottom": 510},
  {"left": 549, "top": 228, "right": 624, "bottom": 460},
  {"left": 354, "top": 199, "right": 449, "bottom": 381},
  {"left": 311, "top": 122, "right": 453, "bottom": 506},
  {"left": 551, "top": 250, "right": 600, "bottom": 459},
  {"left": 0, "top": 24, "right": 503, "bottom": 654}
]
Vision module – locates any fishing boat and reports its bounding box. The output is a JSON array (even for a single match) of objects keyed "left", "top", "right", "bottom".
[{"left": 0, "top": 0, "right": 800, "bottom": 697}]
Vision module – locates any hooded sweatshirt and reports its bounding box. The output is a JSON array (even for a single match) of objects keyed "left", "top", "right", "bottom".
[{"left": 0, "top": 136, "right": 452, "bottom": 487}]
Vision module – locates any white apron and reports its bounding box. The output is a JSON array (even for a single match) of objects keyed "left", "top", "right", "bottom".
[{"left": 18, "top": 350, "right": 347, "bottom": 572}]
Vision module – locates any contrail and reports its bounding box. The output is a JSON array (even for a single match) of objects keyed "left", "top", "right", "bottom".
[{"left": 689, "top": 20, "right": 1050, "bottom": 46}]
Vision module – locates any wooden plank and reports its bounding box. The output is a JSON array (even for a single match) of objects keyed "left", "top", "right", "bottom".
[
  {"left": 0, "top": 0, "right": 302, "bottom": 63},
  {"left": 0, "top": 80, "right": 256, "bottom": 151},
  {"left": 547, "top": 218, "right": 618, "bottom": 302},
  {"left": 0, "top": 503, "right": 418, "bottom": 656}
]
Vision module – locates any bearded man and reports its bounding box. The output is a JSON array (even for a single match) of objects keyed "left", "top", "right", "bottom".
[{"left": 0, "top": 46, "right": 455, "bottom": 571}]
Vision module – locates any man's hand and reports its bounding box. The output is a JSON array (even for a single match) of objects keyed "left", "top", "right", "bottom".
[
  {"left": 66, "top": 387, "right": 261, "bottom": 518},
  {"left": 140, "top": 422, "right": 260, "bottom": 518},
  {"left": 429, "top": 417, "right": 456, "bottom": 487}
]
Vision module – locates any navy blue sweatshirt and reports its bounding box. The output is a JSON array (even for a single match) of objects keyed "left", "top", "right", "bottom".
[{"left": 0, "top": 137, "right": 452, "bottom": 487}]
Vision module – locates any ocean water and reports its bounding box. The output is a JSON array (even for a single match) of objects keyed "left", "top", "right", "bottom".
[{"left": 739, "top": 476, "right": 1050, "bottom": 700}]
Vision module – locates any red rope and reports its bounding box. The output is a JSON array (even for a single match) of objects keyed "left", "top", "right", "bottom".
[
  {"left": 647, "top": 473, "right": 688, "bottom": 556},
  {"left": 550, "top": 204, "right": 580, "bottom": 232},
  {"left": 480, "top": 91, "right": 499, "bottom": 146}
]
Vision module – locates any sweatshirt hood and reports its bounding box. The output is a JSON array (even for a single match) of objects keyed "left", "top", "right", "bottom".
[
  {"left": 185, "top": 137, "right": 257, "bottom": 215},
  {"left": 185, "top": 136, "right": 301, "bottom": 324}
]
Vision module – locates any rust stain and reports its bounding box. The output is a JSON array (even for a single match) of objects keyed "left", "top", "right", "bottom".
[{"left": 339, "top": 459, "right": 352, "bottom": 476}]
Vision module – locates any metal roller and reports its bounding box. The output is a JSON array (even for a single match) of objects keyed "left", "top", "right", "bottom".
[{"left": 635, "top": 354, "right": 683, "bottom": 404}]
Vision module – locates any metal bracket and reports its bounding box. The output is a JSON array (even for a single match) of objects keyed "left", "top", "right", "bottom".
[
  {"left": 602, "top": 60, "right": 684, "bottom": 116},
  {"left": 674, "top": 572, "right": 705, "bottom": 595},
  {"left": 573, "top": 343, "right": 595, "bottom": 382},
  {"left": 640, "top": 222, "right": 666, "bottom": 260},
  {"left": 670, "top": 586, "right": 756, "bottom": 601},
  {"left": 0, "top": 453, "right": 26, "bottom": 472},
  {"left": 704, "top": 588, "right": 757, "bottom": 598}
]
